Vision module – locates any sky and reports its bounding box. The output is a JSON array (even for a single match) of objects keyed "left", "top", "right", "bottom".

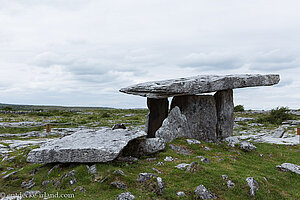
[{"left": 0, "top": 0, "right": 299, "bottom": 110}]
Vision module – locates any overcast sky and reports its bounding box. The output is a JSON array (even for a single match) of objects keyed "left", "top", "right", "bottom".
[{"left": 0, "top": 0, "right": 299, "bottom": 109}]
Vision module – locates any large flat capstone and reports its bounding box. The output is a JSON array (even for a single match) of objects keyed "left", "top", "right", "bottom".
[
  {"left": 27, "top": 128, "right": 147, "bottom": 163},
  {"left": 120, "top": 74, "right": 280, "bottom": 98}
]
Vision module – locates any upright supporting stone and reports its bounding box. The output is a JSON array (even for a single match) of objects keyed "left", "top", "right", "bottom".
[
  {"left": 171, "top": 95, "right": 217, "bottom": 141},
  {"left": 146, "top": 98, "right": 169, "bottom": 138},
  {"left": 214, "top": 90, "right": 234, "bottom": 140}
]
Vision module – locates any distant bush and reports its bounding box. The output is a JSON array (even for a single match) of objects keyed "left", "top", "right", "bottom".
[
  {"left": 234, "top": 105, "right": 245, "bottom": 112},
  {"left": 257, "top": 107, "right": 293, "bottom": 125}
]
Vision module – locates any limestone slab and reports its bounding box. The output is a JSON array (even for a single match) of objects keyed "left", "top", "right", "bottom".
[
  {"left": 120, "top": 74, "right": 280, "bottom": 98},
  {"left": 27, "top": 128, "right": 147, "bottom": 163}
]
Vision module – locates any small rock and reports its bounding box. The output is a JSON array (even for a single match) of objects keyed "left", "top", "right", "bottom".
[
  {"left": 239, "top": 141, "right": 257, "bottom": 152},
  {"left": 116, "top": 192, "right": 135, "bottom": 200},
  {"left": 186, "top": 161, "right": 199, "bottom": 173},
  {"left": 176, "top": 191, "right": 186, "bottom": 197},
  {"left": 111, "top": 181, "right": 127, "bottom": 189},
  {"left": 112, "top": 124, "right": 126, "bottom": 130},
  {"left": 65, "top": 170, "right": 76, "bottom": 178},
  {"left": 48, "top": 164, "right": 61, "bottom": 175},
  {"left": 86, "top": 164, "right": 98, "bottom": 177},
  {"left": 217, "top": 158, "right": 224, "bottom": 162},
  {"left": 152, "top": 168, "right": 162, "bottom": 174},
  {"left": 194, "top": 185, "right": 216, "bottom": 199},
  {"left": 113, "top": 170, "right": 126, "bottom": 176},
  {"left": 186, "top": 139, "right": 201, "bottom": 145},
  {"left": 2, "top": 168, "right": 23, "bottom": 179},
  {"left": 195, "top": 156, "right": 210, "bottom": 163},
  {"left": 276, "top": 163, "right": 300, "bottom": 175},
  {"left": 137, "top": 173, "right": 157, "bottom": 182},
  {"left": 175, "top": 163, "right": 190, "bottom": 170},
  {"left": 164, "top": 156, "right": 174, "bottom": 162},
  {"left": 260, "top": 154, "right": 264, "bottom": 157},
  {"left": 7, "top": 167, "right": 14, "bottom": 170},
  {"left": 42, "top": 180, "right": 50, "bottom": 186},
  {"left": 246, "top": 177, "right": 259, "bottom": 196},
  {"left": 227, "top": 180, "right": 235, "bottom": 188},
  {"left": 21, "top": 178, "right": 35, "bottom": 189},
  {"left": 222, "top": 175, "right": 228, "bottom": 180},
  {"left": 116, "top": 156, "right": 138, "bottom": 163},
  {"left": 73, "top": 186, "right": 86, "bottom": 192},
  {"left": 203, "top": 147, "right": 212, "bottom": 151},
  {"left": 157, "top": 162, "right": 164, "bottom": 166},
  {"left": 157, "top": 177, "right": 164, "bottom": 194}
]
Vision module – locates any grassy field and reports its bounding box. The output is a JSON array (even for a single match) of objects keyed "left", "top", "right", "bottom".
[{"left": 0, "top": 105, "right": 299, "bottom": 199}]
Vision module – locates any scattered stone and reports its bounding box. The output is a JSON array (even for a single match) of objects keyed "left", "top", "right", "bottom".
[
  {"left": 115, "top": 156, "right": 138, "bottom": 163},
  {"left": 203, "top": 147, "right": 212, "bottom": 151},
  {"left": 260, "top": 154, "right": 264, "bottom": 157},
  {"left": 176, "top": 191, "right": 186, "bottom": 197},
  {"left": 48, "top": 164, "right": 61, "bottom": 175},
  {"left": 186, "top": 139, "right": 201, "bottom": 145},
  {"left": 111, "top": 181, "right": 127, "bottom": 189},
  {"left": 276, "top": 163, "right": 300, "bottom": 175},
  {"left": 42, "top": 180, "right": 50, "bottom": 186},
  {"left": 27, "top": 128, "right": 147, "bottom": 163},
  {"left": 157, "top": 162, "right": 164, "bottom": 166},
  {"left": 186, "top": 161, "right": 200, "bottom": 173},
  {"left": 227, "top": 180, "right": 235, "bottom": 188},
  {"left": 155, "top": 106, "right": 189, "bottom": 142},
  {"left": 222, "top": 175, "right": 228, "bottom": 180},
  {"left": 6, "top": 167, "right": 14, "bottom": 170},
  {"left": 137, "top": 173, "right": 157, "bottom": 182},
  {"left": 217, "top": 158, "right": 224, "bottom": 162},
  {"left": 169, "top": 144, "right": 192, "bottom": 155},
  {"left": 246, "top": 177, "right": 259, "bottom": 196},
  {"left": 113, "top": 170, "right": 126, "bottom": 176},
  {"left": 2, "top": 168, "right": 23, "bottom": 179},
  {"left": 21, "top": 178, "right": 35, "bottom": 189},
  {"left": 86, "top": 164, "right": 98, "bottom": 177},
  {"left": 234, "top": 117, "right": 255, "bottom": 122},
  {"left": 175, "top": 163, "right": 190, "bottom": 170},
  {"left": 73, "top": 186, "right": 86, "bottom": 192},
  {"left": 164, "top": 156, "right": 174, "bottom": 162},
  {"left": 23, "top": 191, "right": 40, "bottom": 198},
  {"left": 239, "top": 141, "right": 257, "bottom": 152},
  {"left": 194, "top": 185, "right": 217, "bottom": 199},
  {"left": 263, "top": 177, "right": 268, "bottom": 182},
  {"left": 195, "top": 156, "right": 210, "bottom": 163},
  {"left": 116, "top": 192, "right": 135, "bottom": 200},
  {"left": 157, "top": 177, "right": 164, "bottom": 194},
  {"left": 112, "top": 124, "right": 126, "bottom": 130},
  {"left": 7, "top": 156, "right": 16, "bottom": 162},
  {"left": 152, "top": 168, "right": 162, "bottom": 174},
  {"left": 224, "top": 136, "right": 241, "bottom": 147}
]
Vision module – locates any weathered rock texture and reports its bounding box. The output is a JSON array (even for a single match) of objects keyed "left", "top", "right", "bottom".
[
  {"left": 171, "top": 95, "right": 217, "bottom": 141},
  {"left": 120, "top": 74, "right": 280, "bottom": 98},
  {"left": 155, "top": 106, "right": 189, "bottom": 142},
  {"left": 123, "top": 138, "right": 166, "bottom": 157},
  {"left": 145, "top": 98, "right": 168, "bottom": 137},
  {"left": 214, "top": 89, "right": 234, "bottom": 139},
  {"left": 27, "top": 128, "right": 147, "bottom": 163},
  {"left": 276, "top": 163, "right": 300, "bottom": 175}
]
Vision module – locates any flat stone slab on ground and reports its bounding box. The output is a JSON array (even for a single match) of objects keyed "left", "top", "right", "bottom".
[
  {"left": 27, "top": 128, "right": 147, "bottom": 163},
  {"left": 120, "top": 74, "right": 280, "bottom": 98}
]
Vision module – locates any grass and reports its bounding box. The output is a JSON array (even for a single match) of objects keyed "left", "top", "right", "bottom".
[{"left": 0, "top": 106, "right": 299, "bottom": 199}]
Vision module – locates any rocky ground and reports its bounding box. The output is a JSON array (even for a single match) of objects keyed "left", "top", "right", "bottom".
[{"left": 0, "top": 107, "right": 299, "bottom": 199}]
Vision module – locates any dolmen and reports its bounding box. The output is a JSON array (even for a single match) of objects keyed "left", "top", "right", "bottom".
[
  {"left": 27, "top": 74, "right": 280, "bottom": 163},
  {"left": 120, "top": 74, "right": 280, "bottom": 142}
]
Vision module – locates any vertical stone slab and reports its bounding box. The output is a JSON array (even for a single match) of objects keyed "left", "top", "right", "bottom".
[
  {"left": 146, "top": 98, "right": 169, "bottom": 138},
  {"left": 171, "top": 95, "right": 217, "bottom": 141},
  {"left": 214, "top": 89, "right": 234, "bottom": 140}
]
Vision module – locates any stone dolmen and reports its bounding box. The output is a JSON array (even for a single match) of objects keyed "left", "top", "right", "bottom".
[
  {"left": 120, "top": 74, "right": 280, "bottom": 142},
  {"left": 27, "top": 74, "right": 279, "bottom": 163}
]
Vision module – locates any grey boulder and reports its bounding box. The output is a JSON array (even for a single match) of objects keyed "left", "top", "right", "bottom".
[
  {"left": 27, "top": 128, "right": 147, "bottom": 163},
  {"left": 246, "top": 177, "right": 259, "bottom": 196},
  {"left": 276, "top": 163, "right": 300, "bottom": 175},
  {"left": 116, "top": 192, "right": 135, "bottom": 200},
  {"left": 194, "top": 185, "right": 217, "bottom": 199}
]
